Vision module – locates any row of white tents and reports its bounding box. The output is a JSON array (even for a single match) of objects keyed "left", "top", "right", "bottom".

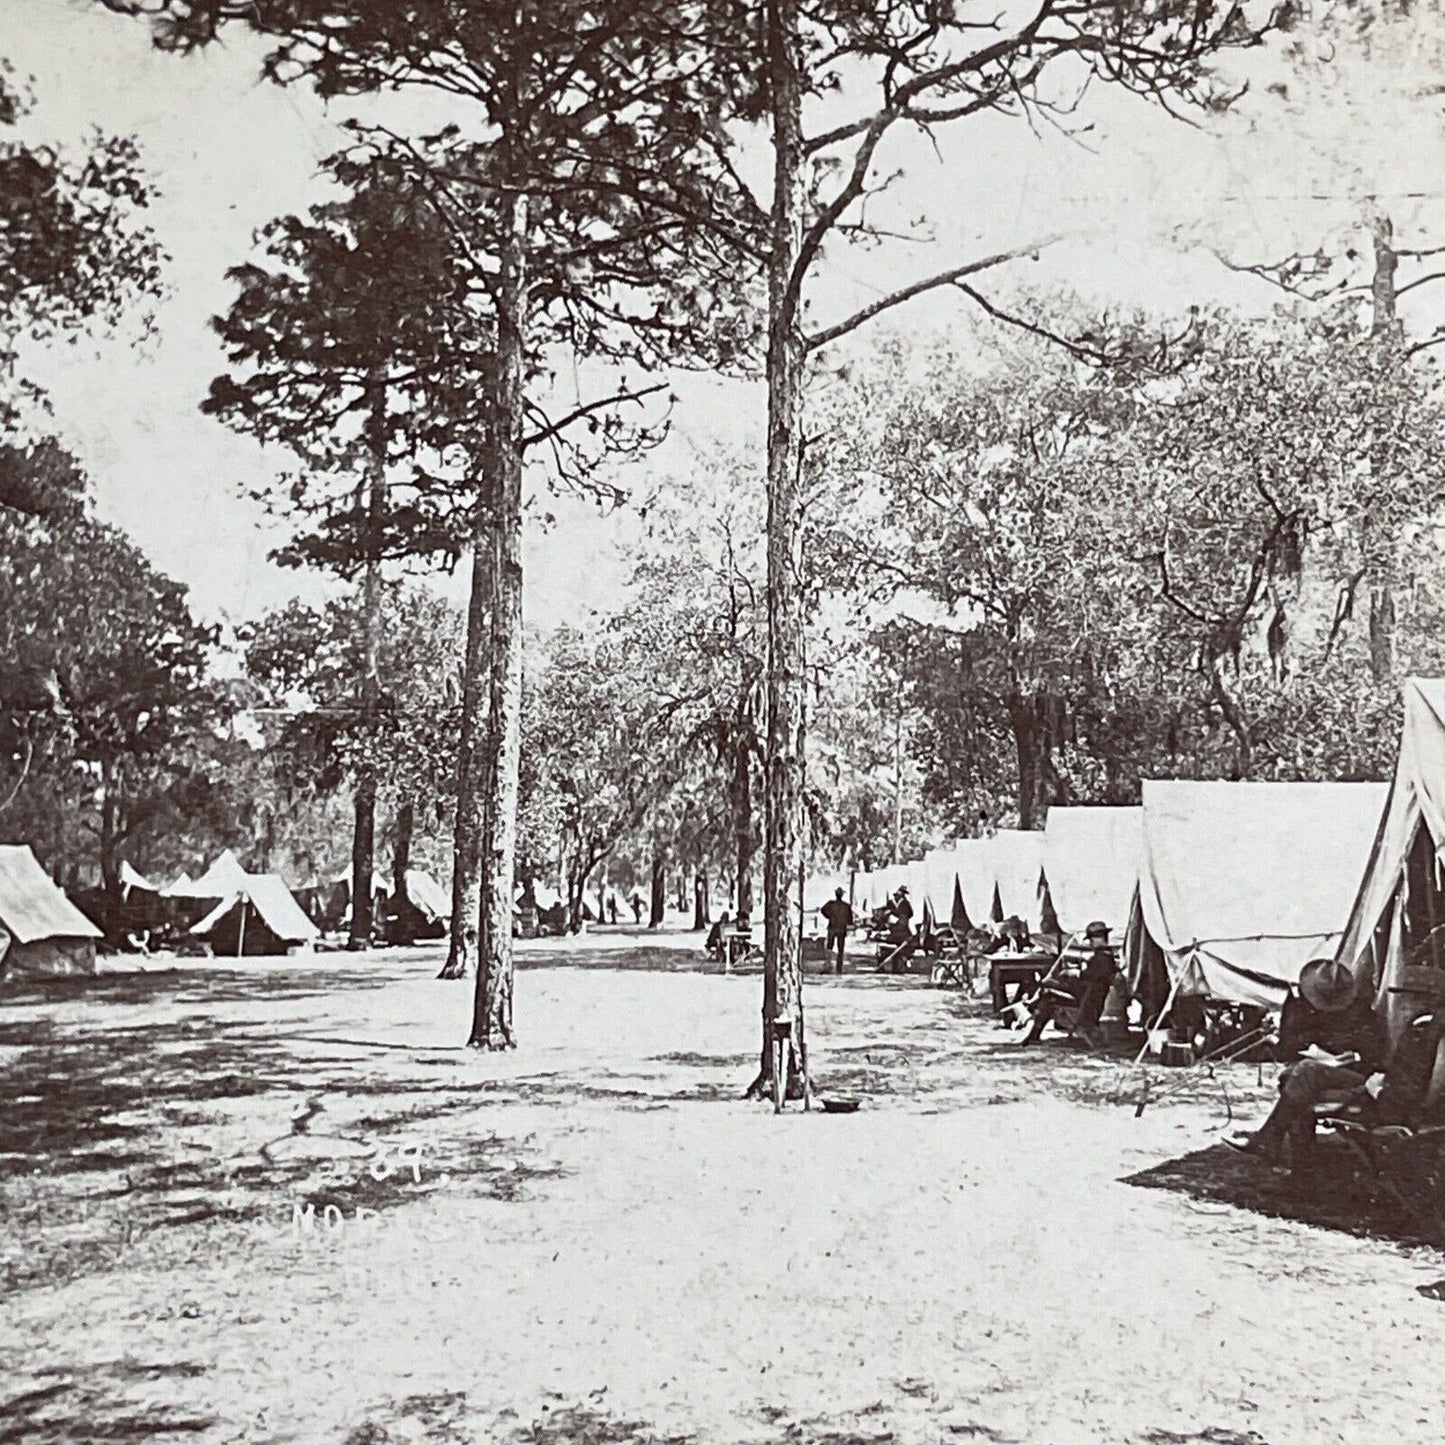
[{"left": 807, "top": 679, "right": 1445, "bottom": 1043}]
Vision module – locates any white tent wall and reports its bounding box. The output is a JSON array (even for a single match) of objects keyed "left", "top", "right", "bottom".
[
  {"left": 191, "top": 871, "right": 319, "bottom": 951},
  {"left": 952, "top": 839, "right": 1000, "bottom": 929},
  {"left": 1042, "top": 806, "right": 1143, "bottom": 936},
  {"left": 922, "top": 848, "right": 962, "bottom": 923},
  {"left": 1334, "top": 678, "right": 1445, "bottom": 1047},
  {"left": 1131, "top": 779, "right": 1389, "bottom": 1009},
  {"left": 990, "top": 829, "right": 1047, "bottom": 932}
]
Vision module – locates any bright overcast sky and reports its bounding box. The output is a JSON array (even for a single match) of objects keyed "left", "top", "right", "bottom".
[{"left": 4, "top": 0, "right": 1444, "bottom": 633}]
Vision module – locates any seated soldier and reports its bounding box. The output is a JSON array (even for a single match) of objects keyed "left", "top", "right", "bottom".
[
  {"left": 705, "top": 910, "right": 732, "bottom": 959},
  {"left": 886, "top": 886, "right": 915, "bottom": 943},
  {"left": 1226, "top": 959, "right": 1438, "bottom": 1166},
  {"left": 1020, "top": 920, "right": 1115, "bottom": 1046}
]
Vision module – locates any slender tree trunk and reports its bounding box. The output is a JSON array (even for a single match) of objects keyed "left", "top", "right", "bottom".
[
  {"left": 1008, "top": 701, "right": 1043, "bottom": 830},
  {"left": 390, "top": 798, "right": 414, "bottom": 946},
  {"left": 567, "top": 866, "right": 586, "bottom": 933},
  {"left": 468, "top": 181, "right": 527, "bottom": 1052},
  {"left": 891, "top": 693, "right": 904, "bottom": 862},
  {"left": 649, "top": 857, "right": 665, "bottom": 929},
  {"left": 99, "top": 756, "right": 119, "bottom": 901},
  {"left": 1367, "top": 207, "right": 1400, "bottom": 685},
  {"left": 751, "top": 0, "right": 809, "bottom": 1105},
  {"left": 692, "top": 871, "right": 709, "bottom": 930},
  {"left": 349, "top": 375, "right": 387, "bottom": 952},
  {"left": 733, "top": 740, "right": 754, "bottom": 927},
  {"left": 441, "top": 531, "right": 490, "bottom": 978}
]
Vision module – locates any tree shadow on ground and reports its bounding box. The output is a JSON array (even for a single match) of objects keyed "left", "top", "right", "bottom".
[
  {"left": 1125, "top": 1140, "right": 1445, "bottom": 1251},
  {"left": 0, "top": 968, "right": 564, "bottom": 1294},
  {"left": 0, "top": 1360, "right": 215, "bottom": 1444}
]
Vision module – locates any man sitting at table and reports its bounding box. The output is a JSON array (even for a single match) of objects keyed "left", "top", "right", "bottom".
[
  {"left": 705, "top": 910, "right": 732, "bottom": 959},
  {"left": 1020, "top": 920, "right": 1116, "bottom": 1047}
]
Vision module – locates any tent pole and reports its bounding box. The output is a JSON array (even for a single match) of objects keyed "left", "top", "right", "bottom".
[
  {"left": 1112, "top": 950, "right": 1188, "bottom": 1105},
  {"left": 237, "top": 897, "right": 247, "bottom": 958}
]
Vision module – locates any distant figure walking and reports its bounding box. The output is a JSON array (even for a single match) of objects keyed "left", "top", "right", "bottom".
[
  {"left": 629, "top": 891, "right": 643, "bottom": 925},
  {"left": 820, "top": 888, "right": 853, "bottom": 975},
  {"left": 607, "top": 893, "right": 619, "bottom": 925}
]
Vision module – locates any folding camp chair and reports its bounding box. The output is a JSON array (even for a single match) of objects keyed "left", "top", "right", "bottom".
[{"left": 1315, "top": 1017, "right": 1445, "bottom": 1227}]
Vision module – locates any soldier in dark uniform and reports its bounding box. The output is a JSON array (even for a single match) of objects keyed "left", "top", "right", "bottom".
[
  {"left": 1021, "top": 919, "right": 1117, "bottom": 1046},
  {"left": 820, "top": 888, "right": 853, "bottom": 974}
]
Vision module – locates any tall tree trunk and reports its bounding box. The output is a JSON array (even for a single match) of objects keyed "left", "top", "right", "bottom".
[
  {"left": 391, "top": 798, "right": 414, "bottom": 946},
  {"left": 692, "top": 871, "right": 708, "bottom": 930},
  {"left": 567, "top": 865, "right": 586, "bottom": 933},
  {"left": 648, "top": 857, "right": 665, "bottom": 929},
  {"left": 1367, "top": 207, "right": 1400, "bottom": 685},
  {"left": 891, "top": 692, "right": 904, "bottom": 862},
  {"left": 348, "top": 385, "right": 386, "bottom": 952},
  {"left": 1009, "top": 700, "right": 1046, "bottom": 830},
  {"left": 732, "top": 737, "right": 754, "bottom": 926},
  {"left": 468, "top": 181, "right": 527, "bottom": 1052},
  {"left": 99, "top": 756, "right": 119, "bottom": 900},
  {"left": 752, "top": 0, "right": 809, "bottom": 1105},
  {"left": 441, "top": 533, "right": 490, "bottom": 979}
]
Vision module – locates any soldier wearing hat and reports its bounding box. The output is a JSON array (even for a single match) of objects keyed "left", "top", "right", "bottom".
[
  {"left": 1021, "top": 919, "right": 1117, "bottom": 1047},
  {"left": 1227, "top": 958, "right": 1388, "bottom": 1166},
  {"left": 885, "top": 885, "right": 914, "bottom": 942}
]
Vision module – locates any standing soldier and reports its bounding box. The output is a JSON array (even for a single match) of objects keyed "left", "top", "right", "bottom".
[{"left": 820, "top": 888, "right": 854, "bottom": 975}]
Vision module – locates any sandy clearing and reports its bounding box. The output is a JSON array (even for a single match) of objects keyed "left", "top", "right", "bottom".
[{"left": 2, "top": 945, "right": 1441, "bottom": 1445}]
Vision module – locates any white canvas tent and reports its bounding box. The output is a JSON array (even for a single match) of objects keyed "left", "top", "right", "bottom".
[
  {"left": 922, "top": 847, "right": 970, "bottom": 930},
  {"left": 118, "top": 860, "right": 158, "bottom": 894},
  {"left": 952, "top": 838, "right": 1001, "bottom": 929},
  {"left": 1334, "top": 679, "right": 1445, "bottom": 1047},
  {"left": 990, "top": 829, "right": 1047, "bottom": 931},
  {"left": 162, "top": 849, "right": 250, "bottom": 899},
  {"left": 188, "top": 856, "right": 319, "bottom": 956},
  {"left": 1042, "top": 806, "right": 1142, "bottom": 936},
  {"left": 403, "top": 868, "right": 449, "bottom": 923},
  {"left": 1126, "top": 779, "right": 1389, "bottom": 1012},
  {"left": 0, "top": 845, "right": 101, "bottom": 977}
]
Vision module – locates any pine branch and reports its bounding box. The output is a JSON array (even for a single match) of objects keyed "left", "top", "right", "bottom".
[{"left": 804, "top": 238, "right": 1057, "bottom": 352}]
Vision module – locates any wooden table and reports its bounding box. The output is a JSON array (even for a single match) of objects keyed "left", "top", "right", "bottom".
[
  {"left": 985, "top": 953, "right": 1055, "bottom": 1015},
  {"left": 719, "top": 930, "right": 754, "bottom": 972}
]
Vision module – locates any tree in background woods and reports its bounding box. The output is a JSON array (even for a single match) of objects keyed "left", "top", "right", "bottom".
[
  {"left": 619, "top": 468, "right": 767, "bottom": 929},
  {"left": 244, "top": 584, "right": 464, "bottom": 934},
  {"left": 207, "top": 162, "right": 483, "bottom": 949},
  {"left": 0, "top": 61, "right": 163, "bottom": 434},
  {"left": 822, "top": 327, "right": 1151, "bottom": 828},
  {"left": 0, "top": 504, "right": 224, "bottom": 896},
  {"left": 827, "top": 303, "right": 1445, "bottom": 819},
  {"left": 519, "top": 626, "right": 681, "bottom": 939}
]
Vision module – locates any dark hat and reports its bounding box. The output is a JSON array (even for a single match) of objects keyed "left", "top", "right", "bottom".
[
  {"left": 1084, "top": 920, "right": 1110, "bottom": 940},
  {"left": 1298, "top": 957, "right": 1356, "bottom": 1013},
  {"left": 834, "top": 887, "right": 845, "bottom": 898},
  {"left": 897, "top": 885, "right": 909, "bottom": 895}
]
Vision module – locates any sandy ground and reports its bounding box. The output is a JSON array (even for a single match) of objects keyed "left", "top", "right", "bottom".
[{"left": 2, "top": 928, "right": 1443, "bottom": 1445}]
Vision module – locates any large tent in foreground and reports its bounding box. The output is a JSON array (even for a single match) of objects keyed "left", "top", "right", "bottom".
[
  {"left": 1043, "top": 806, "right": 1142, "bottom": 938},
  {"left": 1126, "top": 779, "right": 1388, "bottom": 1015},
  {"left": 1334, "top": 679, "right": 1445, "bottom": 1048},
  {"left": 0, "top": 845, "right": 102, "bottom": 977}
]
